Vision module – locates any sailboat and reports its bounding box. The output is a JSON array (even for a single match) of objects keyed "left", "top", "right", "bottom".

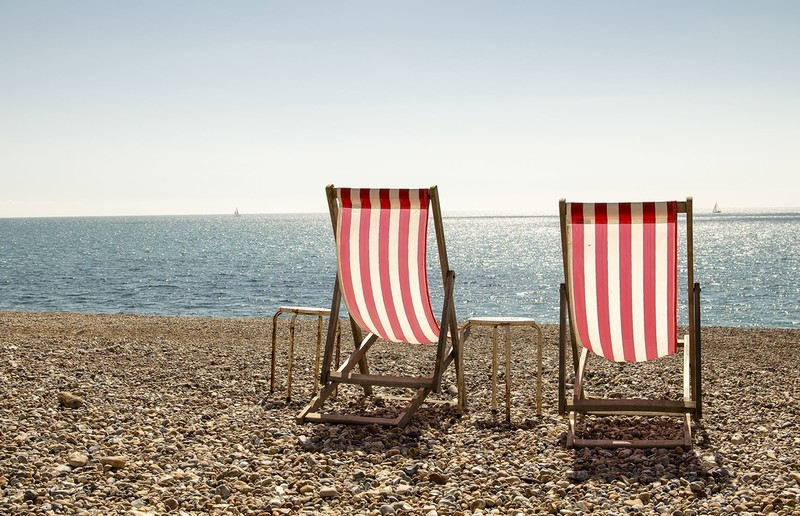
[
  {"left": 234, "top": 207, "right": 241, "bottom": 217},
  {"left": 712, "top": 202, "right": 721, "bottom": 214}
]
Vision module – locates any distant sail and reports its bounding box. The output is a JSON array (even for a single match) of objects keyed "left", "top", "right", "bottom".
[
  {"left": 234, "top": 208, "right": 241, "bottom": 217},
  {"left": 712, "top": 202, "right": 721, "bottom": 214}
]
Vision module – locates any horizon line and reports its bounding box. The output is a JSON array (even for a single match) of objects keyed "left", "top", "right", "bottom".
[{"left": 3, "top": 206, "right": 800, "bottom": 220}]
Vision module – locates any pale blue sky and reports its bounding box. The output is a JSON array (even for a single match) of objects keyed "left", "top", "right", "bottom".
[{"left": 2, "top": 1, "right": 799, "bottom": 217}]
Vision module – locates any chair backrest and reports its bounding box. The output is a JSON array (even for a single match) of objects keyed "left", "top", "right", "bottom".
[
  {"left": 332, "top": 187, "right": 441, "bottom": 345},
  {"left": 561, "top": 200, "right": 684, "bottom": 362}
]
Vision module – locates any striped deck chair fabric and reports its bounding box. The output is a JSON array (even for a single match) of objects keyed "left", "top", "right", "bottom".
[
  {"left": 335, "top": 188, "right": 440, "bottom": 345},
  {"left": 564, "top": 201, "right": 679, "bottom": 362}
]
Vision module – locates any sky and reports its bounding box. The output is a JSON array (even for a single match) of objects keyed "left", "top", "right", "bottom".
[{"left": 2, "top": 1, "right": 799, "bottom": 217}]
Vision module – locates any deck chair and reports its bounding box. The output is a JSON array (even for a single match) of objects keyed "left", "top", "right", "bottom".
[
  {"left": 297, "top": 185, "right": 465, "bottom": 427},
  {"left": 558, "top": 198, "right": 702, "bottom": 448}
]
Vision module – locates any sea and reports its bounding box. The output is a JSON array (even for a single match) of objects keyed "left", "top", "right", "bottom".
[{"left": 1, "top": 211, "right": 798, "bottom": 328}]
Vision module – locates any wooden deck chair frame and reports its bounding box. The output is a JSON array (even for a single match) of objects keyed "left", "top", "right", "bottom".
[
  {"left": 557, "top": 197, "right": 702, "bottom": 448},
  {"left": 297, "top": 185, "right": 465, "bottom": 427}
]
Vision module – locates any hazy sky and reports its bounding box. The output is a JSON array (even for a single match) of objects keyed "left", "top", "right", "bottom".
[{"left": 2, "top": 1, "right": 799, "bottom": 217}]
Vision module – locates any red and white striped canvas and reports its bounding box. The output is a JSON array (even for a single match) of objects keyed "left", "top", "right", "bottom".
[
  {"left": 335, "top": 188, "right": 440, "bottom": 345},
  {"left": 565, "top": 202, "right": 678, "bottom": 362}
]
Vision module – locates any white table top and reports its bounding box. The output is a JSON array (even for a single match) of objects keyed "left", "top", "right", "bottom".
[
  {"left": 465, "top": 316, "right": 538, "bottom": 326},
  {"left": 276, "top": 306, "right": 331, "bottom": 316}
]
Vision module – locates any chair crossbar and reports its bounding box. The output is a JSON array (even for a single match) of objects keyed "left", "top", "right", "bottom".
[
  {"left": 328, "top": 372, "right": 434, "bottom": 389},
  {"left": 570, "top": 437, "right": 692, "bottom": 449},
  {"left": 302, "top": 412, "right": 404, "bottom": 427},
  {"left": 569, "top": 398, "right": 697, "bottom": 415}
]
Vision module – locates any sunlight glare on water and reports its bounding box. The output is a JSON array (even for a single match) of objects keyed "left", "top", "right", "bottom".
[{"left": 0, "top": 210, "right": 798, "bottom": 327}]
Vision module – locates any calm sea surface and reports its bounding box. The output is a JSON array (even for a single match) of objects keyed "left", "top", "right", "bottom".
[{"left": 1, "top": 212, "right": 798, "bottom": 328}]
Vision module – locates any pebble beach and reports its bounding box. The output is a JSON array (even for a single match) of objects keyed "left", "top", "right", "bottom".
[{"left": 1, "top": 311, "right": 799, "bottom": 515}]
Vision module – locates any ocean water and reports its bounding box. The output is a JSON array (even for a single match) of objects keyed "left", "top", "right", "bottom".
[{"left": 0, "top": 211, "right": 798, "bottom": 328}]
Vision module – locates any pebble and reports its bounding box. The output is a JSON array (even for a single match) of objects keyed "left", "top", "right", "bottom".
[
  {"left": 319, "top": 486, "right": 338, "bottom": 498},
  {"left": 67, "top": 452, "right": 89, "bottom": 467},
  {"left": 2, "top": 312, "right": 799, "bottom": 515},
  {"left": 57, "top": 391, "right": 84, "bottom": 408},
  {"left": 99, "top": 455, "right": 127, "bottom": 468}
]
